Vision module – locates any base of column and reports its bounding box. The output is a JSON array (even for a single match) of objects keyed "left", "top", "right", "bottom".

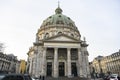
[
  {"left": 79, "top": 75, "right": 84, "bottom": 78},
  {"left": 87, "top": 74, "right": 91, "bottom": 78},
  {"left": 53, "top": 75, "right": 58, "bottom": 78},
  {"left": 68, "top": 75, "right": 73, "bottom": 78},
  {"left": 53, "top": 72, "right": 58, "bottom": 78}
]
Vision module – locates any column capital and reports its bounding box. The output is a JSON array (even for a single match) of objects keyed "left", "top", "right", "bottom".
[
  {"left": 43, "top": 47, "right": 47, "bottom": 50},
  {"left": 67, "top": 48, "right": 71, "bottom": 51},
  {"left": 54, "top": 47, "right": 58, "bottom": 50},
  {"left": 78, "top": 48, "right": 81, "bottom": 51}
]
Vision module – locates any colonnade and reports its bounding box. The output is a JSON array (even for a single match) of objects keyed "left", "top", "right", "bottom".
[{"left": 41, "top": 47, "right": 84, "bottom": 78}]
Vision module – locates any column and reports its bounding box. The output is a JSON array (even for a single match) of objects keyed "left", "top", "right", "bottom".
[
  {"left": 29, "top": 58, "right": 32, "bottom": 75},
  {"left": 86, "top": 55, "right": 91, "bottom": 78},
  {"left": 67, "top": 48, "right": 71, "bottom": 77},
  {"left": 36, "top": 52, "right": 40, "bottom": 77},
  {"left": 39, "top": 47, "right": 43, "bottom": 76},
  {"left": 53, "top": 48, "right": 58, "bottom": 78},
  {"left": 42, "top": 47, "right": 46, "bottom": 76},
  {"left": 78, "top": 48, "right": 83, "bottom": 77},
  {"left": 32, "top": 57, "right": 36, "bottom": 76}
]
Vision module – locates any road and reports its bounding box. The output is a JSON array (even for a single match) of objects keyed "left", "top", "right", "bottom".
[{"left": 91, "top": 78, "right": 103, "bottom": 80}]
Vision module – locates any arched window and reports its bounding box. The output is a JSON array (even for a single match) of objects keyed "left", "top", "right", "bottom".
[
  {"left": 56, "top": 20, "right": 64, "bottom": 24},
  {"left": 58, "top": 32, "right": 62, "bottom": 35},
  {"left": 45, "top": 33, "right": 49, "bottom": 38},
  {"left": 71, "top": 34, "right": 74, "bottom": 37},
  {"left": 69, "top": 23, "right": 73, "bottom": 27}
]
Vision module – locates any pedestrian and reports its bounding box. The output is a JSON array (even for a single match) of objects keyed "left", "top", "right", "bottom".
[
  {"left": 43, "top": 75, "right": 45, "bottom": 80},
  {"left": 117, "top": 76, "right": 120, "bottom": 80},
  {"left": 39, "top": 75, "right": 41, "bottom": 80}
]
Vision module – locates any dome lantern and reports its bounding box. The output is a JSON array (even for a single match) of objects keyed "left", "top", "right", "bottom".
[{"left": 55, "top": 7, "right": 62, "bottom": 14}]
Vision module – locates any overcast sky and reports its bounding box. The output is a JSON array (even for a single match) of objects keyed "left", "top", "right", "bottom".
[{"left": 0, "top": 0, "right": 120, "bottom": 61}]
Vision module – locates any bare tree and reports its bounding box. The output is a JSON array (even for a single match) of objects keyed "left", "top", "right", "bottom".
[{"left": 0, "top": 42, "right": 5, "bottom": 52}]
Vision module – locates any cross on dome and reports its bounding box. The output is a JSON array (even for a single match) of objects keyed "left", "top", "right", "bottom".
[{"left": 55, "top": 1, "right": 63, "bottom": 14}]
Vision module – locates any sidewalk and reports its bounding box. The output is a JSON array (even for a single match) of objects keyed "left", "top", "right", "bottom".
[{"left": 91, "top": 78, "right": 103, "bottom": 80}]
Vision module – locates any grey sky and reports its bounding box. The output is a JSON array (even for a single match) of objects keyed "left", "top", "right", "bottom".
[{"left": 0, "top": 0, "right": 120, "bottom": 61}]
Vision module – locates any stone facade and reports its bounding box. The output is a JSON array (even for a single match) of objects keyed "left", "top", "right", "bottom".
[
  {"left": 105, "top": 50, "right": 120, "bottom": 75},
  {"left": 90, "top": 49, "right": 120, "bottom": 77},
  {"left": 0, "top": 52, "right": 18, "bottom": 73},
  {"left": 27, "top": 6, "right": 90, "bottom": 78},
  {"left": 19, "top": 60, "right": 26, "bottom": 74}
]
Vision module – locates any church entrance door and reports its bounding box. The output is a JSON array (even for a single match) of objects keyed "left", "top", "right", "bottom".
[
  {"left": 59, "top": 62, "right": 64, "bottom": 76},
  {"left": 47, "top": 62, "right": 52, "bottom": 76},
  {"left": 71, "top": 63, "right": 77, "bottom": 76}
]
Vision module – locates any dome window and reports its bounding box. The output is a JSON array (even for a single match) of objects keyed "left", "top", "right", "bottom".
[
  {"left": 49, "top": 16, "right": 52, "bottom": 18},
  {"left": 68, "top": 17, "right": 70, "bottom": 20},
  {"left": 45, "top": 33, "right": 49, "bottom": 38},
  {"left": 59, "top": 15, "right": 61, "bottom": 17},
  {"left": 45, "top": 22, "right": 51, "bottom": 26},
  {"left": 71, "top": 34, "right": 74, "bottom": 37},
  {"left": 56, "top": 21, "right": 59, "bottom": 24},
  {"left": 69, "top": 23, "right": 73, "bottom": 27},
  {"left": 56, "top": 20, "right": 64, "bottom": 24},
  {"left": 58, "top": 32, "right": 62, "bottom": 35}
]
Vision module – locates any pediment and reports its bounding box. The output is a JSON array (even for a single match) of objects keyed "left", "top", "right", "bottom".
[{"left": 45, "top": 34, "right": 79, "bottom": 42}]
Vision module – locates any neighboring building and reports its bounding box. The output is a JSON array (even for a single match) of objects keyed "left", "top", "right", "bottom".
[
  {"left": 91, "top": 56, "right": 104, "bottom": 77},
  {"left": 90, "top": 49, "right": 120, "bottom": 76},
  {"left": 100, "top": 56, "right": 107, "bottom": 74},
  {"left": 106, "top": 50, "right": 120, "bottom": 75},
  {"left": 0, "top": 52, "right": 18, "bottom": 73},
  {"left": 27, "top": 6, "right": 90, "bottom": 78},
  {"left": 19, "top": 60, "right": 26, "bottom": 74},
  {"left": 16, "top": 60, "right": 21, "bottom": 74},
  {"left": 89, "top": 62, "right": 94, "bottom": 78}
]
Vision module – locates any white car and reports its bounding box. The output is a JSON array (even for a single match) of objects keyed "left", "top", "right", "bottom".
[
  {"left": 32, "top": 78, "right": 39, "bottom": 80},
  {"left": 110, "top": 74, "right": 118, "bottom": 80},
  {"left": 32, "top": 78, "right": 35, "bottom": 80}
]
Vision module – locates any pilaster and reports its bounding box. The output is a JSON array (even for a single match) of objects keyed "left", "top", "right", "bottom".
[
  {"left": 78, "top": 48, "right": 83, "bottom": 77},
  {"left": 41, "top": 47, "right": 47, "bottom": 76}
]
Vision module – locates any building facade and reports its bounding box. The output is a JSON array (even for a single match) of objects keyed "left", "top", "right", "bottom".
[
  {"left": 0, "top": 52, "right": 18, "bottom": 73},
  {"left": 19, "top": 60, "right": 26, "bottom": 74},
  {"left": 90, "top": 49, "right": 120, "bottom": 76},
  {"left": 27, "top": 6, "right": 90, "bottom": 78},
  {"left": 92, "top": 56, "right": 104, "bottom": 74},
  {"left": 105, "top": 50, "right": 120, "bottom": 75}
]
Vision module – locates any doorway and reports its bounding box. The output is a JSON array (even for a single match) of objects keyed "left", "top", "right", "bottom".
[
  {"left": 71, "top": 63, "right": 77, "bottom": 76},
  {"left": 59, "top": 62, "right": 64, "bottom": 76},
  {"left": 47, "top": 62, "right": 52, "bottom": 76}
]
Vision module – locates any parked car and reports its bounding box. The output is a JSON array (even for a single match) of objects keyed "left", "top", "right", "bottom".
[
  {"left": 110, "top": 74, "right": 119, "bottom": 80},
  {"left": 110, "top": 76, "right": 118, "bottom": 80},
  {"left": 104, "top": 75, "right": 111, "bottom": 80},
  {"left": 32, "top": 78, "right": 35, "bottom": 80},
  {"left": 32, "top": 77, "right": 39, "bottom": 80},
  {"left": 0, "top": 74, "right": 32, "bottom": 80}
]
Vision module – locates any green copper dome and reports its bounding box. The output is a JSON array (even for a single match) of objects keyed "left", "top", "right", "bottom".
[
  {"left": 38, "top": 7, "right": 81, "bottom": 40},
  {"left": 41, "top": 7, "right": 76, "bottom": 28}
]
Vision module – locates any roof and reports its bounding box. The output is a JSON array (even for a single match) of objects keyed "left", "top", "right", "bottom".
[{"left": 40, "top": 7, "right": 76, "bottom": 29}]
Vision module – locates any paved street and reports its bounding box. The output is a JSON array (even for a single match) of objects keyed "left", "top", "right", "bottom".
[
  {"left": 38, "top": 77, "right": 104, "bottom": 80},
  {"left": 91, "top": 78, "right": 103, "bottom": 80}
]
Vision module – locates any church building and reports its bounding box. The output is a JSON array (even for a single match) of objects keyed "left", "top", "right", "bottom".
[{"left": 27, "top": 6, "right": 90, "bottom": 78}]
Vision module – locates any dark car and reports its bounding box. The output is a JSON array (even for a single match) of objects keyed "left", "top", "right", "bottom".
[
  {"left": 104, "top": 75, "right": 111, "bottom": 80},
  {"left": 0, "top": 74, "right": 32, "bottom": 80}
]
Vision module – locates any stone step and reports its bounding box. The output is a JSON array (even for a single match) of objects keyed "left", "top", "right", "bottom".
[{"left": 40, "top": 77, "right": 90, "bottom": 80}]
